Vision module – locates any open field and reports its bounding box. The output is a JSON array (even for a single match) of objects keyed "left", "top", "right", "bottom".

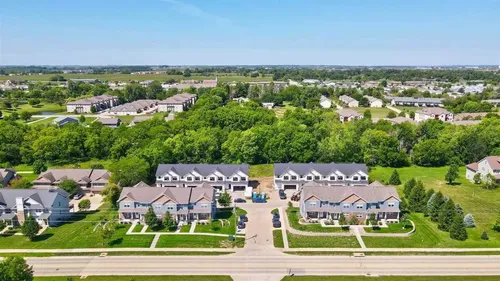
[
  {"left": 273, "top": 229, "right": 284, "bottom": 248},
  {"left": 35, "top": 276, "right": 233, "bottom": 281},
  {"left": 287, "top": 207, "right": 349, "bottom": 233},
  {"left": 286, "top": 231, "right": 360, "bottom": 248},
  {"left": 249, "top": 164, "right": 274, "bottom": 177},
  {"left": 395, "top": 106, "right": 422, "bottom": 112},
  {"left": 352, "top": 107, "right": 393, "bottom": 118},
  {"left": 281, "top": 277, "right": 500, "bottom": 281},
  {"left": 2, "top": 102, "right": 65, "bottom": 115},
  {"left": 370, "top": 166, "right": 500, "bottom": 245},
  {"left": 0, "top": 204, "right": 154, "bottom": 249},
  {"left": 155, "top": 235, "right": 244, "bottom": 248},
  {"left": 0, "top": 73, "right": 273, "bottom": 82},
  {"left": 364, "top": 221, "right": 413, "bottom": 233},
  {"left": 29, "top": 117, "right": 57, "bottom": 126}
]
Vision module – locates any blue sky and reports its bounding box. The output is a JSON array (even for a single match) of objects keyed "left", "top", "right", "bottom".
[{"left": 1, "top": 0, "right": 499, "bottom": 65}]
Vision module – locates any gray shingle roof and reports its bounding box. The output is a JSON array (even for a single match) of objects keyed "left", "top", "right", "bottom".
[
  {"left": 155, "top": 164, "right": 249, "bottom": 177},
  {"left": 118, "top": 185, "right": 214, "bottom": 204},
  {"left": 302, "top": 181, "right": 400, "bottom": 203},
  {"left": 0, "top": 189, "right": 68, "bottom": 209},
  {"left": 67, "top": 94, "right": 117, "bottom": 105},
  {"left": 274, "top": 163, "right": 367, "bottom": 177},
  {"left": 391, "top": 97, "right": 444, "bottom": 103}
]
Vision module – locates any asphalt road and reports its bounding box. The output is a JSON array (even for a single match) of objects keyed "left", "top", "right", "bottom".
[{"left": 28, "top": 255, "right": 500, "bottom": 277}]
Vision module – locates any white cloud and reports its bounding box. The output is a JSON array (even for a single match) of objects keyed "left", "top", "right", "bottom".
[{"left": 160, "top": 0, "right": 231, "bottom": 25}]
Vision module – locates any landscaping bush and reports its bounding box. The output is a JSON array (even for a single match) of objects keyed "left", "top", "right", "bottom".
[
  {"left": 481, "top": 231, "right": 489, "bottom": 240},
  {"left": 0, "top": 221, "right": 6, "bottom": 230},
  {"left": 388, "top": 169, "right": 401, "bottom": 185},
  {"left": 463, "top": 213, "right": 475, "bottom": 228}
]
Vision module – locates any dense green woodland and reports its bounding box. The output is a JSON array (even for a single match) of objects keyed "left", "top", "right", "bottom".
[{"left": 1, "top": 86, "right": 499, "bottom": 182}]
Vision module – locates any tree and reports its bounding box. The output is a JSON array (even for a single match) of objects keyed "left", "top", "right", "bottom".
[
  {"left": 379, "top": 79, "right": 388, "bottom": 88},
  {"left": 463, "top": 213, "right": 475, "bottom": 228},
  {"left": 100, "top": 183, "right": 122, "bottom": 209},
  {"left": 0, "top": 256, "right": 34, "bottom": 281},
  {"left": 473, "top": 173, "right": 482, "bottom": 184},
  {"left": 363, "top": 109, "right": 372, "bottom": 119},
  {"left": 367, "top": 213, "right": 378, "bottom": 227},
  {"left": 438, "top": 198, "right": 456, "bottom": 231},
  {"left": 145, "top": 207, "right": 159, "bottom": 229},
  {"left": 58, "top": 179, "right": 81, "bottom": 196},
  {"left": 386, "top": 111, "right": 397, "bottom": 118},
  {"left": 481, "top": 231, "right": 489, "bottom": 240},
  {"left": 338, "top": 213, "right": 347, "bottom": 226},
  {"left": 109, "top": 156, "right": 149, "bottom": 186},
  {"left": 408, "top": 180, "right": 426, "bottom": 212},
  {"left": 10, "top": 112, "right": 19, "bottom": 121},
  {"left": 429, "top": 191, "right": 445, "bottom": 222},
  {"left": 32, "top": 160, "right": 47, "bottom": 174},
  {"left": 78, "top": 199, "right": 91, "bottom": 211},
  {"left": 20, "top": 111, "right": 32, "bottom": 122},
  {"left": 388, "top": 169, "right": 401, "bottom": 185},
  {"left": 21, "top": 216, "right": 40, "bottom": 241},
  {"left": 398, "top": 111, "right": 406, "bottom": 117},
  {"left": 483, "top": 174, "right": 499, "bottom": 190},
  {"left": 455, "top": 204, "right": 464, "bottom": 217},
  {"left": 79, "top": 115, "right": 86, "bottom": 123},
  {"left": 445, "top": 164, "right": 459, "bottom": 184},
  {"left": 348, "top": 216, "right": 359, "bottom": 225},
  {"left": 96, "top": 220, "right": 116, "bottom": 246},
  {"left": 424, "top": 192, "right": 435, "bottom": 216},
  {"left": 403, "top": 178, "right": 416, "bottom": 198},
  {"left": 449, "top": 214, "right": 468, "bottom": 241},
  {"left": 10, "top": 178, "right": 33, "bottom": 189},
  {"left": 90, "top": 105, "right": 97, "bottom": 113},
  {"left": 218, "top": 191, "right": 232, "bottom": 207},
  {"left": 28, "top": 98, "right": 41, "bottom": 106},
  {"left": 0, "top": 110, "right": 3, "bottom": 119},
  {"left": 493, "top": 214, "right": 500, "bottom": 232},
  {"left": 163, "top": 211, "right": 175, "bottom": 229}
]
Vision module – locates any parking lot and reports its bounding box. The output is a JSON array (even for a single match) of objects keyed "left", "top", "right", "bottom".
[{"left": 70, "top": 193, "right": 103, "bottom": 212}]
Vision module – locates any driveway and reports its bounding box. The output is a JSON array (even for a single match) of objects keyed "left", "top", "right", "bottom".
[{"left": 70, "top": 194, "right": 103, "bottom": 212}]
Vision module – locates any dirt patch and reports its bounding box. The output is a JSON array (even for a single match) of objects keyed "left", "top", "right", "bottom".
[{"left": 250, "top": 177, "right": 274, "bottom": 192}]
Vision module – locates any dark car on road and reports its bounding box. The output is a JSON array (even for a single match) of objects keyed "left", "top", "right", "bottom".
[
  {"left": 240, "top": 214, "right": 248, "bottom": 222},
  {"left": 279, "top": 190, "right": 287, "bottom": 200},
  {"left": 234, "top": 198, "right": 246, "bottom": 203}
]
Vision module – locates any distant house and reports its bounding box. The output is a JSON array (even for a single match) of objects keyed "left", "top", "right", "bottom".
[
  {"left": 484, "top": 99, "right": 500, "bottom": 107},
  {"left": 0, "top": 168, "right": 19, "bottom": 187},
  {"left": 158, "top": 93, "right": 197, "bottom": 113},
  {"left": 384, "top": 117, "right": 416, "bottom": 125},
  {"left": 338, "top": 95, "right": 359, "bottom": 107},
  {"left": 202, "top": 79, "right": 218, "bottom": 88},
  {"left": 139, "top": 80, "right": 154, "bottom": 86},
  {"left": 69, "top": 78, "right": 99, "bottom": 84},
  {"left": 118, "top": 184, "right": 216, "bottom": 224},
  {"left": 66, "top": 94, "right": 118, "bottom": 113},
  {"left": 454, "top": 112, "right": 500, "bottom": 121},
  {"left": 466, "top": 156, "right": 500, "bottom": 183},
  {"left": 337, "top": 109, "right": 363, "bottom": 123},
  {"left": 262, "top": 102, "right": 275, "bottom": 109},
  {"left": 232, "top": 97, "right": 250, "bottom": 103},
  {"left": 109, "top": 100, "right": 159, "bottom": 115},
  {"left": 320, "top": 96, "right": 332, "bottom": 108},
  {"left": 273, "top": 163, "right": 369, "bottom": 190},
  {"left": 300, "top": 181, "right": 401, "bottom": 223},
  {"left": 389, "top": 97, "right": 444, "bottom": 107},
  {"left": 97, "top": 117, "right": 121, "bottom": 128},
  {"left": 366, "top": 96, "right": 383, "bottom": 108},
  {"left": 302, "top": 79, "right": 321, "bottom": 84},
  {"left": 415, "top": 108, "right": 453, "bottom": 122},
  {"left": 53, "top": 116, "right": 78, "bottom": 127},
  {"left": 129, "top": 116, "right": 154, "bottom": 126},
  {"left": 33, "top": 168, "right": 111, "bottom": 194},
  {"left": 0, "top": 188, "right": 70, "bottom": 227}
]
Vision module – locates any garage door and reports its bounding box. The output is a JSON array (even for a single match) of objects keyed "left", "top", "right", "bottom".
[
  {"left": 233, "top": 186, "right": 246, "bottom": 191},
  {"left": 284, "top": 184, "right": 297, "bottom": 190}
]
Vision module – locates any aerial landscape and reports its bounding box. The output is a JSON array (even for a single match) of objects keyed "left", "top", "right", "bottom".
[{"left": 1, "top": 0, "right": 500, "bottom": 281}]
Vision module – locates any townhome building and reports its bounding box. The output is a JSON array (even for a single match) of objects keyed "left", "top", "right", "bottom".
[
  {"left": 0, "top": 168, "right": 19, "bottom": 187},
  {"left": 339, "top": 95, "right": 359, "bottom": 107},
  {"left": 466, "top": 156, "right": 500, "bottom": 183},
  {"left": 273, "top": 163, "right": 369, "bottom": 190},
  {"left": 117, "top": 184, "right": 216, "bottom": 224},
  {"left": 155, "top": 164, "right": 250, "bottom": 194},
  {"left": 337, "top": 109, "right": 363, "bottom": 123},
  {"left": 415, "top": 107, "right": 453, "bottom": 122},
  {"left": 158, "top": 93, "right": 197, "bottom": 112},
  {"left": 33, "top": 169, "right": 111, "bottom": 194},
  {"left": 0, "top": 188, "right": 70, "bottom": 227},
  {"left": 66, "top": 94, "right": 119, "bottom": 113},
  {"left": 300, "top": 181, "right": 401, "bottom": 223},
  {"left": 320, "top": 96, "right": 332, "bottom": 108},
  {"left": 389, "top": 97, "right": 444, "bottom": 107},
  {"left": 366, "top": 96, "right": 383, "bottom": 107}
]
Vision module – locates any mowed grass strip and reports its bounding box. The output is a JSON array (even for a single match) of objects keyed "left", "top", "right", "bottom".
[
  {"left": 155, "top": 235, "right": 244, "bottom": 248},
  {"left": 370, "top": 166, "right": 500, "bottom": 246},
  {"left": 34, "top": 276, "right": 233, "bottom": 281},
  {"left": 286, "top": 231, "right": 360, "bottom": 248},
  {"left": 273, "top": 229, "right": 284, "bottom": 248},
  {"left": 352, "top": 107, "right": 393, "bottom": 118},
  {"left": 287, "top": 207, "right": 349, "bottom": 233}
]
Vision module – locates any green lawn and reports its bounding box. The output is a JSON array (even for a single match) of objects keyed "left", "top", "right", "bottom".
[
  {"left": 155, "top": 235, "right": 244, "bottom": 248},
  {"left": 180, "top": 224, "right": 191, "bottom": 233},
  {"left": 0, "top": 204, "right": 154, "bottom": 249},
  {"left": 352, "top": 107, "right": 393, "bottom": 118},
  {"left": 364, "top": 221, "right": 413, "bottom": 233},
  {"left": 249, "top": 164, "right": 274, "bottom": 177},
  {"left": 281, "top": 277, "right": 500, "bottom": 281},
  {"left": 0, "top": 73, "right": 272, "bottom": 82},
  {"left": 395, "top": 106, "right": 421, "bottom": 112},
  {"left": 273, "top": 229, "right": 284, "bottom": 248},
  {"left": 29, "top": 117, "right": 56, "bottom": 126},
  {"left": 273, "top": 102, "right": 298, "bottom": 118},
  {"left": 3, "top": 102, "right": 66, "bottom": 115},
  {"left": 286, "top": 231, "right": 360, "bottom": 248},
  {"left": 35, "top": 276, "right": 233, "bottom": 281},
  {"left": 147, "top": 224, "right": 177, "bottom": 232},
  {"left": 287, "top": 207, "right": 349, "bottom": 233},
  {"left": 195, "top": 208, "right": 247, "bottom": 235},
  {"left": 131, "top": 224, "right": 144, "bottom": 233},
  {"left": 370, "top": 166, "right": 500, "bottom": 245}
]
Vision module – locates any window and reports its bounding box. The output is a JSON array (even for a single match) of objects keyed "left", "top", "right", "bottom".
[
  {"left": 172, "top": 177, "right": 178, "bottom": 181},
  {"left": 356, "top": 204, "right": 363, "bottom": 209},
  {"left": 163, "top": 176, "right": 170, "bottom": 181},
  {"left": 232, "top": 177, "right": 238, "bottom": 181},
  {"left": 194, "top": 176, "right": 200, "bottom": 181},
  {"left": 356, "top": 214, "right": 363, "bottom": 219},
  {"left": 210, "top": 177, "right": 215, "bottom": 181},
  {"left": 329, "top": 176, "right": 336, "bottom": 180},
  {"left": 338, "top": 176, "right": 344, "bottom": 180},
  {"left": 123, "top": 203, "right": 131, "bottom": 208},
  {"left": 241, "top": 177, "right": 247, "bottom": 181},
  {"left": 283, "top": 176, "right": 289, "bottom": 180},
  {"left": 187, "top": 177, "right": 193, "bottom": 181},
  {"left": 360, "top": 176, "right": 367, "bottom": 181},
  {"left": 306, "top": 176, "right": 312, "bottom": 180},
  {"left": 291, "top": 176, "right": 297, "bottom": 180},
  {"left": 167, "top": 205, "right": 175, "bottom": 210},
  {"left": 352, "top": 176, "right": 359, "bottom": 181},
  {"left": 201, "top": 203, "right": 208, "bottom": 208},
  {"left": 343, "top": 204, "right": 350, "bottom": 208},
  {"left": 154, "top": 204, "right": 162, "bottom": 209},
  {"left": 218, "top": 177, "right": 223, "bottom": 181},
  {"left": 310, "top": 202, "right": 317, "bottom": 206},
  {"left": 314, "top": 176, "right": 320, "bottom": 180},
  {"left": 388, "top": 203, "right": 395, "bottom": 207}
]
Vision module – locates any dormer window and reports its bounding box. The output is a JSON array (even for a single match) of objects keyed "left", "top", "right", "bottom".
[
  {"left": 232, "top": 177, "right": 238, "bottom": 181},
  {"left": 172, "top": 177, "right": 178, "bottom": 181},
  {"left": 210, "top": 177, "right": 215, "bottom": 181},
  {"left": 314, "top": 176, "right": 320, "bottom": 180},
  {"left": 241, "top": 177, "right": 247, "bottom": 181},
  {"left": 291, "top": 176, "right": 297, "bottom": 180},
  {"left": 306, "top": 176, "right": 312, "bottom": 180},
  {"left": 338, "top": 176, "right": 344, "bottom": 180},
  {"left": 186, "top": 177, "right": 193, "bottom": 181},
  {"left": 356, "top": 204, "right": 363, "bottom": 209},
  {"left": 218, "top": 177, "right": 223, "bottom": 181},
  {"left": 195, "top": 177, "right": 200, "bottom": 181},
  {"left": 329, "top": 176, "right": 336, "bottom": 181},
  {"left": 352, "top": 176, "right": 359, "bottom": 181},
  {"left": 343, "top": 204, "right": 350, "bottom": 208},
  {"left": 283, "top": 176, "right": 289, "bottom": 180},
  {"left": 163, "top": 177, "right": 170, "bottom": 181},
  {"left": 360, "top": 176, "right": 367, "bottom": 181},
  {"left": 388, "top": 203, "right": 395, "bottom": 207}
]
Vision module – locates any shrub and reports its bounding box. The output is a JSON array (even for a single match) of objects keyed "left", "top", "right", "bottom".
[
  {"left": 463, "top": 213, "right": 475, "bottom": 228},
  {"left": 388, "top": 169, "right": 401, "bottom": 185},
  {"left": 481, "top": 231, "right": 489, "bottom": 240}
]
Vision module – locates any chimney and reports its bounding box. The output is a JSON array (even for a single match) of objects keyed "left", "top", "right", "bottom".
[{"left": 16, "top": 197, "right": 25, "bottom": 224}]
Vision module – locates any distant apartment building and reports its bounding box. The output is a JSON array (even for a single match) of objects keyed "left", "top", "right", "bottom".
[
  {"left": 337, "top": 109, "right": 363, "bottom": 123},
  {"left": 389, "top": 97, "right": 444, "bottom": 107},
  {"left": 366, "top": 96, "right": 383, "bottom": 108},
  {"left": 97, "top": 117, "right": 122, "bottom": 128},
  {"left": 109, "top": 100, "right": 159, "bottom": 115},
  {"left": 33, "top": 169, "right": 111, "bottom": 194},
  {"left": 273, "top": 163, "right": 369, "bottom": 190},
  {"left": 53, "top": 116, "right": 78, "bottom": 127},
  {"left": 118, "top": 184, "right": 216, "bottom": 224},
  {"left": 339, "top": 95, "right": 359, "bottom": 107},
  {"left": 155, "top": 164, "right": 250, "bottom": 194},
  {"left": 466, "top": 156, "right": 500, "bottom": 183},
  {"left": 415, "top": 107, "right": 453, "bottom": 122},
  {"left": 158, "top": 93, "right": 197, "bottom": 113},
  {"left": 66, "top": 94, "right": 119, "bottom": 113},
  {"left": 0, "top": 189, "right": 70, "bottom": 227},
  {"left": 300, "top": 181, "right": 401, "bottom": 223}
]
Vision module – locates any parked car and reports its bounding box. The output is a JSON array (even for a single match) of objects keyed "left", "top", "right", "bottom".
[
  {"left": 73, "top": 193, "right": 83, "bottom": 200},
  {"left": 273, "top": 220, "right": 281, "bottom": 228},
  {"left": 240, "top": 214, "right": 248, "bottom": 222},
  {"left": 273, "top": 212, "right": 280, "bottom": 220},
  {"left": 234, "top": 198, "right": 246, "bottom": 203},
  {"left": 279, "top": 190, "right": 287, "bottom": 200},
  {"left": 238, "top": 221, "right": 246, "bottom": 229}
]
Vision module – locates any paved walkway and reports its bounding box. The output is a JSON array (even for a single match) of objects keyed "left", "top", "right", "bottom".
[
  {"left": 282, "top": 208, "right": 353, "bottom": 237},
  {"left": 126, "top": 222, "right": 137, "bottom": 234},
  {"left": 189, "top": 221, "right": 196, "bottom": 233},
  {"left": 351, "top": 226, "right": 366, "bottom": 249},
  {"left": 150, "top": 234, "right": 160, "bottom": 248}
]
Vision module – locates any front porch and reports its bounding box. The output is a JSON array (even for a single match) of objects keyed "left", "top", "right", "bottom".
[{"left": 176, "top": 212, "right": 211, "bottom": 223}]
